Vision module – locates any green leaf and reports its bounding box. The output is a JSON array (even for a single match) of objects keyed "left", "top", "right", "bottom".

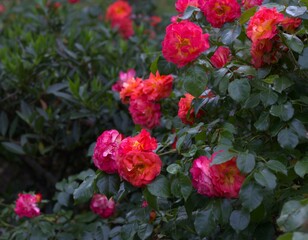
[
  {"left": 0, "top": 112, "right": 8, "bottom": 136},
  {"left": 96, "top": 174, "right": 120, "bottom": 196},
  {"left": 254, "top": 112, "right": 270, "bottom": 131},
  {"left": 277, "top": 128, "right": 299, "bottom": 149},
  {"left": 179, "top": 174, "right": 192, "bottom": 201},
  {"left": 156, "top": 56, "right": 177, "bottom": 75},
  {"left": 228, "top": 79, "right": 251, "bottom": 102},
  {"left": 266, "top": 160, "right": 288, "bottom": 175},
  {"left": 260, "top": 89, "right": 278, "bottom": 107},
  {"left": 270, "top": 102, "right": 294, "bottom": 121},
  {"left": 166, "top": 163, "right": 181, "bottom": 175},
  {"left": 73, "top": 174, "right": 95, "bottom": 203},
  {"left": 239, "top": 6, "right": 257, "bottom": 24},
  {"left": 184, "top": 65, "right": 208, "bottom": 97},
  {"left": 240, "top": 183, "right": 263, "bottom": 212},
  {"left": 298, "top": 48, "right": 308, "bottom": 69},
  {"left": 254, "top": 169, "right": 277, "bottom": 190},
  {"left": 243, "top": 93, "right": 260, "bottom": 109},
  {"left": 273, "top": 77, "right": 294, "bottom": 93},
  {"left": 234, "top": 66, "right": 257, "bottom": 76},
  {"left": 220, "top": 24, "right": 242, "bottom": 45},
  {"left": 286, "top": 6, "right": 307, "bottom": 17},
  {"left": 229, "top": 210, "right": 250, "bottom": 231},
  {"left": 194, "top": 209, "right": 216, "bottom": 237},
  {"left": 137, "top": 223, "right": 153, "bottom": 240},
  {"left": 294, "top": 157, "right": 308, "bottom": 178},
  {"left": 1, "top": 142, "right": 25, "bottom": 155},
  {"left": 293, "top": 232, "right": 308, "bottom": 240},
  {"left": 237, "top": 152, "right": 255, "bottom": 174},
  {"left": 179, "top": 6, "right": 200, "bottom": 20},
  {"left": 277, "top": 200, "right": 308, "bottom": 232},
  {"left": 143, "top": 188, "right": 158, "bottom": 210},
  {"left": 277, "top": 233, "right": 293, "bottom": 240},
  {"left": 121, "top": 223, "right": 137, "bottom": 240},
  {"left": 290, "top": 119, "right": 307, "bottom": 139},
  {"left": 211, "top": 148, "right": 236, "bottom": 165},
  {"left": 147, "top": 175, "right": 171, "bottom": 198},
  {"left": 282, "top": 33, "right": 304, "bottom": 54},
  {"left": 262, "top": 3, "right": 285, "bottom": 12}
]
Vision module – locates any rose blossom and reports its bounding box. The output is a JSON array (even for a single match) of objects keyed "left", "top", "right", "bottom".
[
  {"left": 92, "top": 130, "right": 123, "bottom": 174},
  {"left": 129, "top": 96, "right": 161, "bottom": 129},
  {"left": 162, "top": 21, "right": 210, "bottom": 67},
  {"left": 117, "top": 129, "right": 157, "bottom": 157},
  {"left": 246, "top": 7, "right": 284, "bottom": 43},
  {"left": 117, "top": 150, "right": 162, "bottom": 187},
  {"left": 119, "top": 77, "right": 143, "bottom": 104},
  {"left": 90, "top": 194, "right": 115, "bottom": 218},
  {"left": 178, "top": 93, "right": 207, "bottom": 125},
  {"left": 68, "top": 0, "right": 79, "bottom": 4},
  {"left": 175, "top": 0, "right": 199, "bottom": 14},
  {"left": 14, "top": 193, "right": 42, "bottom": 218},
  {"left": 112, "top": 69, "right": 136, "bottom": 92},
  {"left": 199, "top": 0, "right": 241, "bottom": 28},
  {"left": 281, "top": 17, "right": 302, "bottom": 33},
  {"left": 210, "top": 156, "right": 246, "bottom": 198},
  {"left": 241, "top": 0, "right": 263, "bottom": 10},
  {"left": 142, "top": 72, "right": 174, "bottom": 101},
  {"left": 190, "top": 153, "right": 246, "bottom": 198},
  {"left": 210, "top": 46, "right": 232, "bottom": 68}
]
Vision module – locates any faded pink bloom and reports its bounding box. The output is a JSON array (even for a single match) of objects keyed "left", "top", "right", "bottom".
[
  {"left": 210, "top": 46, "right": 232, "bottom": 68},
  {"left": 162, "top": 21, "right": 210, "bottom": 67},
  {"left": 90, "top": 194, "right": 115, "bottom": 218},
  {"left": 129, "top": 96, "right": 161, "bottom": 129},
  {"left": 190, "top": 156, "right": 218, "bottom": 196},
  {"left": 112, "top": 69, "right": 136, "bottom": 92},
  {"left": 14, "top": 193, "right": 42, "bottom": 218},
  {"left": 200, "top": 0, "right": 241, "bottom": 28},
  {"left": 175, "top": 0, "right": 199, "bottom": 14},
  {"left": 241, "top": 0, "right": 263, "bottom": 10},
  {"left": 93, "top": 130, "right": 123, "bottom": 174}
]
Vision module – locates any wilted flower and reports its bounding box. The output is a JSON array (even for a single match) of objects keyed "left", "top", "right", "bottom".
[
  {"left": 92, "top": 130, "right": 123, "bottom": 174},
  {"left": 210, "top": 46, "right": 232, "bottom": 68},
  {"left": 162, "top": 21, "right": 210, "bottom": 67},
  {"left": 90, "top": 194, "right": 115, "bottom": 218},
  {"left": 199, "top": 0, "right": 241, "bottom": 28},
  {"left": 14, "top": 193, "right": 42, "bottom": 218},
  {"left": 118, "top": 150, "right": 162, "bottom": 187}
]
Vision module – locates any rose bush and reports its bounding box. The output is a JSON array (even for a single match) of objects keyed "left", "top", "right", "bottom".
[{"left": 1, "top": 0, "right": 308, "bottom": 239}]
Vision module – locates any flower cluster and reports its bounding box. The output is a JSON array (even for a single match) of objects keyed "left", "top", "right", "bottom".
[
  {"left": 113, "top": 70, "right": 173, "bottom": 129},
  {"left": 247, "top": 7, "right": 302, "bottom": 68},
  {"left": 190, "top": 153, "right": 245, "bottom": 198},
  {"left": 175, "top": 0, "right": 199, "bottom": 14},
  {"left": 105, "top": 0, "right": 134, "bottom": 39},
  {"left": 14, "top": 193, "right": 42, "bottom": 218},
  {"left": 93, "top": 129, "right": 162, "bottom": 187},
  {"left": 90, "top": 194, "right": 115, "bottom": 218}
]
